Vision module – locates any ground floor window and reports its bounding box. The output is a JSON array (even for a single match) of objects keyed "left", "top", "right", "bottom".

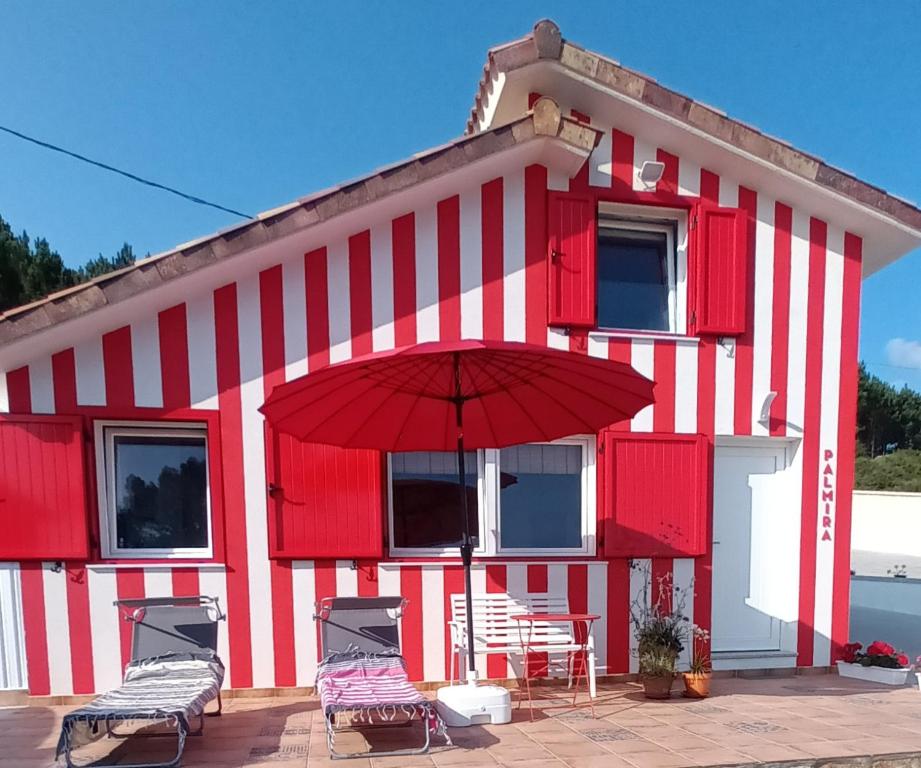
[
  {"left": 95, "top": 421, "right": 212, "bottom": 559},
  {"left": 388, "top": 437, "right": 595, "bottom": 557}
]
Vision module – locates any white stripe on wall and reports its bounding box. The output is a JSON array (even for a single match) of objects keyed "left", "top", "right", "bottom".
[
  {"left": 751, "top": 195, "right": 776, "bottom": 436},
  {"left": 186, "top": 293, "right": 219, "bottom": 410},
  {"left": 628, "top": 559, "right": 652, "bottom": 675},
  {"left": 632, "top": 139, "right": 657, "bottom": 191},
  {"left": 334, "top": 561, "right": 358, "bottom": 597},
  {"left": 786, "top": 209, "right": 811, "bottom": 436},
  {"left": 673, "top": 558, "right": 695, "bottom": 671},
  {"left": 42, "top": 563, "right": 73, "bottom": 695},
  {"left": 459, "top": 186, "right": 484, "bottom": 340},
  {"left": 470, "top": 565, "right": 488, "bottom": 675},
  {"left": 377, "top": 565, "right": 403, "bottom": 650},
  {"left": 282, "top": 256, "right": 309, "bottom": 380},
  {"left": 421, "top": 566, "right": 445, "bottom": 682},
  {"left": 198, "top": 567, "right": 230, "bottom": 688},
  {"left": 131, "top": 317, "right": 163, "bottom": 408},
  {"left": 0, "top": 371, "right": 8, "bottom": 412},
  {"left": 630, "top": 340, "right": 654, "bottom": 432},
  {"left": 546, "top": 564, "right": 567, "bottom": 678},
  {"left": 714, "top": 340, "right": 736, "bottom": 435},
  {"left": 237, "top": 276, "right": 276, "bottom": 688},
  {"left": 546, "top": 328, "right": 569, "bottom": 350},
  {"left": 370, "top": 222, "right": 395, "bottom": 353},
  {"left": 0, "top": 564, "right": 26, "bottom": 690},
  {"left": 677, "top": 158, "right": 701, "bottom": 198},
  {"left": 589, "top": 129, "right": 612, "bottom": 188},
  {"left": 587, "top": 562, "right": 607, "bottom": 675},
  {"left": 505, "top": 564, "right": 527, "bottom": 678},
  {"left": 503, "top": 171, "right": 526, "bottom": 343},
  {"left": 327, "top": 241, "right": 352, "bottom": 365},
  {"left": 28, "top": 356, "right": 54, "bottom": 414},
  {"left": 143, "top": 569, "right": 172, "bottom": 598},
  {"left": 291, "top": 561, "right": 317, "bottom": 686},
  {"left": 415, "top": 207, "right": 440, "bottom": 343},
  {"left": 88, "top": 568, "right": 122, "bottom": 694},
  {"left": 674, "top": 342, "right": 698, "bottom": 434},
  {"left": 813, "top": 225, "right": 845, "bottom": 666},
  {"left": 74, "top": 338, "right": 106, "bottom": 407}
]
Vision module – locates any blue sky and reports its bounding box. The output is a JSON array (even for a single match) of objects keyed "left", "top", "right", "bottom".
[{"left": 1, "top": 1, "right": 919, "bottom": 388}]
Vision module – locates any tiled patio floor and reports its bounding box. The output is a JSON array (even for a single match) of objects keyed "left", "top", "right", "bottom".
[{"left": 5, "top": 673, "right": 921, "bottom": 768}]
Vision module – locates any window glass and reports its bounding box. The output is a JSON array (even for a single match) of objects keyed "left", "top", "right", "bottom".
[
  {"left": 499, "top": 444, "right": 582, "bottom": 549},
  {"left": 391, "top": 451, "right": 478, "bottom": 549},
  {"left": 597, "top": 227, "right": 670, "bottom": 331},
  {"left": 113, "top": 434, "right": 208, "bottom": 551}
]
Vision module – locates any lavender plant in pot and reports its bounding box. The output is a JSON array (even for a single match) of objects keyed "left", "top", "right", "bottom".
[
  {"left": 630, "top": 563, "right": 690, "bottom": 699},
  {"left": 683, "top": 625, "right": 712, "bottom": 698}
]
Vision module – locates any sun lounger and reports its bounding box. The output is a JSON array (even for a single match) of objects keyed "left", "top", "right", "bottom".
[
  {"left": 56, "top": 596, "right": 225, "bottom": 768},
  {"left": 315, "top": 595, "right": 451, "bottom": 759}
]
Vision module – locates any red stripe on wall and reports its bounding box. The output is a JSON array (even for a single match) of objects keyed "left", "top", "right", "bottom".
[
  {"left": 51, "top": 349, "right": 77, "bottom": 412},
  {"left": 305, "top": 248, "right": 331, "bottom": 372},
  {"left": 524, "top": 165, "right": 549, "bottom": 347},
  {"left": 831, "top": 233, "right": 862, "bottom": 660},
  {"left": 652, "top": 341, "right": 676, "bottom": 433},
  {"left": 357, "top": 561, "right": 379, "bottom": 597},
  {"left": 115, "top": 568, "right": 145, "bottom": 670},
  {"left": 485, "top": 564, "right": 507, "bottom": 679},
  {"left": 656, "top": 149, "right": 679, "bottom": 195},
  {"left": 612, "top": 130, "right": 634, "bottom": 192},
  {"left": 567, "top": 563, "right": 589, "bottom": 671},
  {"left": 481, "top": 178, "right": 504, "bottom": 340},
  {"left": 20, "top": 563, "right": 49, "bottom": 695},
  {"left": 158, "top": 304, "right": 191, "bottom": 410},
  {"left": 213, "top": 283, "right": 253, "bottom": 688},
  {"left": 770, "top": 203, "right": 793, "bottom": 436},
  {"left": 6, "top": 366, "right": 31, "bottom": 413},
  {"left": 527, "top": 564, "right": 548, "bottom": 593},
  {"left": 400, "top": 566, "right": 424, "bottom": 681},
  {"left": 102, "top": 326, "right": 135, "bottom": 408},
  {"left": 734, "top": 186, "right": 758, "bottom": 435},
  {"left": 606, "top": 560, "right": 630, "bottom": 674},
  {"left": 392, "top": 213, "right": 417, "bottom": 347},
  {"left": 797, "top": 218, "right": 828, "bottom": 667},
  {"left": 437, "top": 196, "right": 461, "bottom": 342},
  {"left": 259, "top": 265, "right": 296, "bottom": 688},
  {"left": 348, "top": 231, "right": 373, "bottom": 358},
  {"left": 171, "top": 568, "right": 200, "bottom": 597},
  {"left": 443, "top": 566, "right": 465, "bottom": 681},
  {"left": 65, "top": 564, "right": 94, "bottom": 693},
  {"left": 699, "top": 170, "right": 719, "bottom": 205}
]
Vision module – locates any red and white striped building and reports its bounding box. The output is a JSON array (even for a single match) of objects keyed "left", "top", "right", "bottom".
[{"left": 2, "top": 21, "right": 920, "bottom": 698}]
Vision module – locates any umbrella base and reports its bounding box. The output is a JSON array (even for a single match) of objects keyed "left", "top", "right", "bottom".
[{"left": 435, "top": 682, "right": 512, "bottom": 727}]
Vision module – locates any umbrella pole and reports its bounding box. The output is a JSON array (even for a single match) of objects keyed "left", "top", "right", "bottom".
[{"left": 454, "top": 355, "right": 478, "bottom": 684}]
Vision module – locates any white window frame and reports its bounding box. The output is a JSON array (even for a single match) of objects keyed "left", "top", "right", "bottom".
[
  {"left": 387, "top": 437, "right": 596, "bottom": 558},
  {"left": 597, "top": 203, "right": 689, "bottom": 335},
  {"left": 95, "top": 420, "right": 213, "bottom": 560}
]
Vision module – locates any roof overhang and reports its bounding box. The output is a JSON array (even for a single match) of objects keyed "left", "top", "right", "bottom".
[
  {"left": 467, "top": 21, "right": 921, "bottom": 276},
  {"left": 0, "top": 101, "right": 600, "bottom": 370}
]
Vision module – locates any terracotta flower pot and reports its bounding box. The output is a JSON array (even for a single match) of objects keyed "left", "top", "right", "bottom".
[
  {"left": 641, "top": 674, "right": 674, "bottom": 699},
  {"left": 682, "top": 672, "right": 712, "bottom": 698}
]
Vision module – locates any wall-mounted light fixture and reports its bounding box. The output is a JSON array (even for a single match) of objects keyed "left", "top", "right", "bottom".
[
  {"left": 637, "top": 160, "right": 666, "bottom": 187},
  {"left": 758, "top": 391, "right": 779, "bottom": 427}
]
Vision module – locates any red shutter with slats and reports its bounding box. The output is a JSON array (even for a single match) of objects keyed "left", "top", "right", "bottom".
[
  {"left": 693, "top": 204, "right": 749, "bottom": 336},
  {"left": 0, "top": 415, "right": 90, "bottom": 559},
  {"left": 547, "top": 192, "right": 596, "bottom": 328},
  {"left": 268, "top": 430, "right": 384, "bottom": 558},
  {"left": 601, "top": 432, "right": 710, "bottom": 557}
]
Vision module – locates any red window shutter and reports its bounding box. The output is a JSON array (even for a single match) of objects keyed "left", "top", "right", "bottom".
[
  {"left": 547, "top": 192, "right": 596, "bottom": 328},
  {"left": 601, "top": 432, "right": 710, "bottom": 557},
  {"left": 0, "top": 415, "right": 90, "bottom": 560},
  {"left": 693, "top": 205, "right": 749, "bottom": 336},
  {"left": 268, "top": 431, "right": 383, "bottom": 559}
]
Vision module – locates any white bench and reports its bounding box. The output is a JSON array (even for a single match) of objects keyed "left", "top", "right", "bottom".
[{"left": 448, "top": 593, "right": 597, "bottom": 697}]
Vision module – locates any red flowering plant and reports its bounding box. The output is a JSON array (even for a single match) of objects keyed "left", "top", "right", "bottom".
[{"left": 840, "top": 640, "right": 910, "bottom": 669}]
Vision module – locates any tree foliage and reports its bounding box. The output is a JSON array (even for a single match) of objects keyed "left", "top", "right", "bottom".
[
  {"left": 0, "top": 214, "right": 136, "bottom": 312},
  {"left": 855, "top": 362, "right": 921, "bottom": 490}
]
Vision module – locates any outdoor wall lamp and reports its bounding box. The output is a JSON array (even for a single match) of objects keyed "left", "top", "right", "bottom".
[
  {"left": 638, "top": 160, "right": 666, "bottom": 186},
  {"left": 758, "top": 391, "right": 779, "bottom": 427}
]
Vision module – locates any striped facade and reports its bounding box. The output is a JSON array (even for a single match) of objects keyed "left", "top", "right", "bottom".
[{"left": 0, "top": 117, "right": 862, "bottom": 697}]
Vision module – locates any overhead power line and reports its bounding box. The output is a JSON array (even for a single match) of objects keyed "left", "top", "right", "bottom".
[{"left": 0, "top": 123, "right": 253, "bottom": 219}]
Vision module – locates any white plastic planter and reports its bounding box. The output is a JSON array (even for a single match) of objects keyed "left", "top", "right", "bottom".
[{"left": 836, "top": 660, "right": 910, "bottom": 686}]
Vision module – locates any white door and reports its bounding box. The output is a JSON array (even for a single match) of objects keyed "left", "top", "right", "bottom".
[{"left": 712, "top": 443, "right": 788, "bottom": 653}]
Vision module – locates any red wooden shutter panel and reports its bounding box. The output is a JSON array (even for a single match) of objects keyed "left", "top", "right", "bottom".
[
  {"left": 268, "top": 431, "right": 383, "bottom": 558},
  {"left": 0, "top": 415, "right": 90, "bottom": 560},
  {"left": 547, "top": 192, "right": 596, "bottom": 328},
  {"left": 693, "top": 205, "right": 749, "bottom": 335},
  {"left": 601, "top": 432, "right": 709, "bottom": 557}
]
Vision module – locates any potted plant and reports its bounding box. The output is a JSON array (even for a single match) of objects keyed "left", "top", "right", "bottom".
[
  {"left": 630, "top": 563, "right": 690, "bottom": 699},
  {"left": 836, "top": 641, "right": 911, "bottom": 685},
  {"left": 683, "top": 625, "right": 712, "bottom": 698}
]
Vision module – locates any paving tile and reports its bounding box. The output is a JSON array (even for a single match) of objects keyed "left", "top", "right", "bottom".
[
  {"left": 621, "top": 750, "right": 696, "bottom": 768},
  {"left": 677, "top": 746, "right": 752, "bottom": 766},
  {"left": 735, "top": 743, "right": 812, "bottom": 762},
  {"left": 563, "top": 756, "right": 635, "bottom": 768}
]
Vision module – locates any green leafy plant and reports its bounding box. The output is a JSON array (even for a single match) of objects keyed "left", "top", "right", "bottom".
[{"left": 629, "top": 561, "right": 690, "bottom": 677}]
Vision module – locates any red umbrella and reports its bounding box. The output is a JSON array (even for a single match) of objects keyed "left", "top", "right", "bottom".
[{"left": 260, "top": 339, "right": 654, "bottom": 682}]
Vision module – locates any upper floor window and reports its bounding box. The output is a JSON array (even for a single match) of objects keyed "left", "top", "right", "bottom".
[{"left": 96, "top": 421, "right": 212, "bottom": 559}]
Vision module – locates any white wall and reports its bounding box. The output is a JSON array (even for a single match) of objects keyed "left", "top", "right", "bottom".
[
  {"left": 0, "top": 564, "right": 27, "bottom": 690},
  {"left": 852, "top": 491, "right": 921, "bottom": 558}
]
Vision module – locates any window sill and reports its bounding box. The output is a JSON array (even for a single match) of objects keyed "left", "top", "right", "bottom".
[
  {"left": 589, "top": 329, "right": 699, "bottom": 344},
  {"left": 384, "top": 554, "right": 598, "bottom": 564},
  {"left": 86, "top": 562, "right": 226, "bottom": 571}
]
